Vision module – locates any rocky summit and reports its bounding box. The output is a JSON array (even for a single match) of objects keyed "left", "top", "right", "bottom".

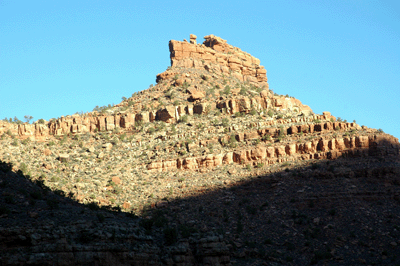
[{"left": 1, "top": 34, "right": 400, "bottom": 265}]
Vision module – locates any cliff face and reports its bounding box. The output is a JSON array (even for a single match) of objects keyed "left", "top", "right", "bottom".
[
  {"left": 169, "top": 34, "right": 268, "bottom": 84},
  {"left": 1, "top": 34, "right": 400, "bottom": 265},
  {"left": 0, "top": 33, "right": 398, "bottom": 174},
  {"left": 0, "top": 35, "right": 311, "bottom": 139}
]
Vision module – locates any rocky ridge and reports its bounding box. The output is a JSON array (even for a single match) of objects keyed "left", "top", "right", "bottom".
[{"left": 1, "top": 34, "right": 400, "bottom": 265}]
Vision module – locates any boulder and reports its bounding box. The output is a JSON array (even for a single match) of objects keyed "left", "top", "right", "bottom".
[
  {"left": 112, "top": 176, "right": 121, "bottom": 185},
  {"left": 187, "top": 88, "right": 205, "bottom": 101},
  {"left": 58, "top": 154, "right": 69, "bottom": 162},
  {"left": 190, "top": 34, "right": 197, "bottom": 44},
  {"left": 156, "top": 106, "right": 176, "bottom": 123}
]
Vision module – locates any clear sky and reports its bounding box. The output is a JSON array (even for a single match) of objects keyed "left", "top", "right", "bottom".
[{"left": 1, "top": 0, "right": 399, "bottom": 139}]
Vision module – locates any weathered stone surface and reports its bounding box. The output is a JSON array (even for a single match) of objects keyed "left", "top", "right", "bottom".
[
  {"left": 169, "top": 34, "right": 269, "bottom": 85},
  {"left": 43, "top": 148, "right": 52, "bottom": 156},
  {"left": 187, "top": 87, "right": 205, "bottom": 101},
  {"left": 58, "top": 154, "right": 69, "bottom": 162},
  {"left": 189, "top": 34, "right": 197, "bottom": 44},
  {"left": 156, "top": 106, "right": 176, "bottom": 123},
  {"left": 112, "top": 176, "right": 121, "bottom": 185},
  {"left": 146, "top": 132, "right": 399, "bottom": 172},
  {"left": 103, "top": 143, "right": 113, "bottom": 151}
]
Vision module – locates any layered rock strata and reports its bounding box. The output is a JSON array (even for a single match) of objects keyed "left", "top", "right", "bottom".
[
  {"left": 147, "top": 128, "right": 399, "bottom": 172},
  {"left": 168, "top": 34, "right": 269, "bottom": 84},
  {"left": 0, "top": 95, "right": 312, "bottom": 140}
]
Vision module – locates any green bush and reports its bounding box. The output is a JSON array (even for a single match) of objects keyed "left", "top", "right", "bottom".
[
  {"left": 228, "top": 134, "right": 237, "bottom": 148},
  {"left": 234, "top": 112, "right": 244, "bottom": 118},
  {"left": 240, "top": 86, "right": 247, "bottom": 96},
  {"left": 222, "top": 85, "right": 231, "bottom": 95},
  {"left": 222, "top": 118, "right": 229, "bottom": 127},
  {"left": 181, "top": 81, "right": 190, "bottom": 90},
  {"left": 178, "top": 115, "right": 188, "bottom": 123},
  {"left": 262, "top": 134, "right": 271, "bottom": 141},
  {"left": 11, "top": 139, "right": 18, "bottom": 146}
]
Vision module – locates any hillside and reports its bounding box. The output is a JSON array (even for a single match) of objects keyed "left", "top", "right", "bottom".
[{"left": 1, "top": 34, "right": 400, "bottom": 265}]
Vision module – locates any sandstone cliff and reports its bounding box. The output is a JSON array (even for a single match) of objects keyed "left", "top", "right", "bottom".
[{"left": 1, "top": 34, "right": 399, "bottom": 265}]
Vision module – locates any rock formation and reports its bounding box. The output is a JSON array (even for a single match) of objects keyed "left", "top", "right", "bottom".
[{"left": 1, "top": 34, "right": 399, "bottom": 265}]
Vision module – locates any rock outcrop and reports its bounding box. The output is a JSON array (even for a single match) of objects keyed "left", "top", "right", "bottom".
[{"left": 168, "top": 34, "right": 268, "bottom": 84}]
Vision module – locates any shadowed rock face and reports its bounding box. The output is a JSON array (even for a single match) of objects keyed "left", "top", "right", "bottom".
[{"left": 0, "top": 34, "right": 399, "bottom": 265}]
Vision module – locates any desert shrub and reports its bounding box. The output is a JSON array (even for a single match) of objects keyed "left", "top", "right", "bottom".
[
  {"left": 228, "top": 134, "right": 237, "bottom": 148},
  {"left": 240, "top": 86, "right": 248, "bottom": 96},
  {"left": 206, "top": 88, "right": 215, "bottom": 97},
  {"left": 235, "top": 112, "right": 244, "bottom": 118},
  {"left": 19, "top": 163, "right": 27, "bottom": 174},
  {"left": 178, "top": 115, "right": 188, "bottom": 123},
  {"left": 170, "top": 125, "right": 177, "bottom": 134},
  {"left": 262, "top": 134, "right": 271, "bottom": 141},
  {"left": 222, "top": 118, "right": 229, "bottom": 127},
  {"left": 182, "top": 81, "right": 190, "bottom": 90},
  {"left": 222, "top": 85, "right": 231, "bottom": 95}
]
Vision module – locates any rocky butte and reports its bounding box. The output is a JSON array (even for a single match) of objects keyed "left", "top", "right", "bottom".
[{"left": 0, "top": 34, "right": 399, "bottom": 265}]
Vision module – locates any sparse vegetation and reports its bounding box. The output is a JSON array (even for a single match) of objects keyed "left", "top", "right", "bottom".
[{"left": 0, "top": 33, "right": 398, "bottom": 266}]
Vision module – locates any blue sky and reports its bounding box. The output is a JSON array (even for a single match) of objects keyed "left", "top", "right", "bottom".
[{"left": 1, "top": 0, "right": 399, "bottom": 138}]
